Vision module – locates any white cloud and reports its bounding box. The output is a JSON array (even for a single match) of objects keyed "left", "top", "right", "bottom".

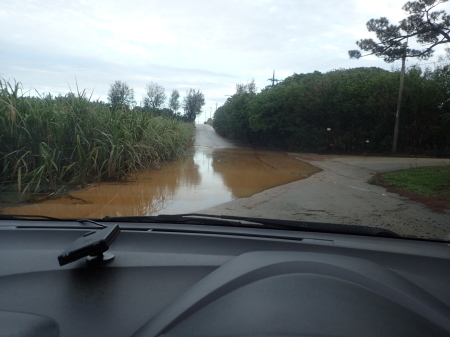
[{"left": 1, "top": 0, "right": 449, "bottom": 122}]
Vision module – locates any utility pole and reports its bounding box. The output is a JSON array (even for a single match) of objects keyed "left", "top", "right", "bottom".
[
  {"left": 209, "top": 107, "right": 212, "bottom": 119},
  {"left": 267, "top": 70, "right": 280, "bottom": 87},
  {"left": 392, "top": 46, "right": 407, "bottom": 154}
]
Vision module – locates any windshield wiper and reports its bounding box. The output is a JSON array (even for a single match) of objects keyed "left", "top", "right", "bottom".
[
  {"left": 0, "top": 214, "right": 61, "bottom": 221},
  {"left": 101, "top": 213, "right": 401, "bottom": 238},
  {"left": 0, "top": 213, "right": 401, "bottom": 238},
  {"left": 0, "top": 214, "right": 107, "bottom": 229}
]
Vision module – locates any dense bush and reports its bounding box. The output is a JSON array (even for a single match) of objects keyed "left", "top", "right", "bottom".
[{"left": 214, "top": 67, "right": 450, "bottom": 156}]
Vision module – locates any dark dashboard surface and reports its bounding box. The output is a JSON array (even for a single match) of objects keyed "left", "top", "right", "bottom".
[{"left": 0, "top": 221, "right": 449, "bottom": 337}]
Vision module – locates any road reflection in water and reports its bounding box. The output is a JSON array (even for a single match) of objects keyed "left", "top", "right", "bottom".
[{"left": 3, "top": 147, "right": 320, "bottom": 218}]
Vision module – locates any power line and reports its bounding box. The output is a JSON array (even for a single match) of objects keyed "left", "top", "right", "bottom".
[
  {"left": 304, "top": 57, "right": 350, "bottom": 68},
  {"left": 407, "top": 61, "right": 437, "bottom": 68},
  {"left": 299, "top": 58, "right": 354, "bottom": 74}
]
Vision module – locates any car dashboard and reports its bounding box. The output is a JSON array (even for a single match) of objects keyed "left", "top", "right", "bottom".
[{"left": 0, "top": 220, "right": 449, "bottom": 337}]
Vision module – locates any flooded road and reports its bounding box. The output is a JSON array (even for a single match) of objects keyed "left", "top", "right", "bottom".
[{"left": 3, "top": 125, "right": 320, "bottom": 218}]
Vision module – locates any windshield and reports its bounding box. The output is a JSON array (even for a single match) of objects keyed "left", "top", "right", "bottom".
[{"left": 1, "top": 0, "right": 449, "bottom": 241}]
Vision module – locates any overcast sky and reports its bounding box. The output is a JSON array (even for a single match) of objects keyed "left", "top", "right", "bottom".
[{"left": 1, "top": 0, "right": 449, "bottom": 122}]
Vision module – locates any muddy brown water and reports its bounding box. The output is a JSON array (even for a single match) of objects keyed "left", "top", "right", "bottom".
[{"left": 2, "top": 147, "right": 320, "bottom": 218}]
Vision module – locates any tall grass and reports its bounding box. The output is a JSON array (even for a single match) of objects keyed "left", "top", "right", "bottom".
[{"left": 0, "top": 78, "right": 194, "bottom": 198}]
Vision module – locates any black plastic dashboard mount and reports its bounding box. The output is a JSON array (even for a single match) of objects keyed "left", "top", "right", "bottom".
[{"left": 57, "top": 224, "right": 120, "bottom": 266}]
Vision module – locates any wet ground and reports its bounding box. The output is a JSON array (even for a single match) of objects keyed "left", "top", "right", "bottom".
[
  {"left": 3, "top": 125, "right": 449, "bottom": 241},
  {"left": 2, "top": 125, "right": 319, "bottom": 218},
  {"left": 202, "top": 154, "right": 450, "bottom": 240}
]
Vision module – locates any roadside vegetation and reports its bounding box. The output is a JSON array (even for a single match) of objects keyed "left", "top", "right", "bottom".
[
  {"left": 214, "top": 0, "right": 450, "bottom": 156},
  {"left": 214, "top": 65, "right": 450, "bottom": 156},
  {"left": 370, "top": 165, "right": 450, "bottom": 211},
  {"left": 0, "top": 78, "right": 198, "bottom": 200}
]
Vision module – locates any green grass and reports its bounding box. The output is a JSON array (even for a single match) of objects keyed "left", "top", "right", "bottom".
[
  {"left": 371, "top": 165, "right": 450, "bottom": 201},
  {"left": 0, "top": 78, "right": 195, "bottom": 200}
]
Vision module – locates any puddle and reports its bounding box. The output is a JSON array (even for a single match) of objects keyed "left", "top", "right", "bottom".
[{"left": 2, "top": 147, "right": 320, "bottom": 218}]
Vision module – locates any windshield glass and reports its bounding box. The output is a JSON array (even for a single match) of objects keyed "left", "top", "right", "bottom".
[{"left": 1, "top": 0, "right": 449, "bottom": 241}]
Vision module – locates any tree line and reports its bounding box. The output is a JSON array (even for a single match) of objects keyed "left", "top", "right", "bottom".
[
  {"left": 215, "top": 0, "right": 450, "bottom": 156},
  {"left": 107, "top": 81, "right": 205, "bottom": 122},
  {"left": 213, "top": 65, "right": 450, "bottom": 156}
]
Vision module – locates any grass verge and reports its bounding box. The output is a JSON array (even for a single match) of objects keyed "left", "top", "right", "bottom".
[{"left": 369, "top": 165, "right": 450, "bottom": 212}]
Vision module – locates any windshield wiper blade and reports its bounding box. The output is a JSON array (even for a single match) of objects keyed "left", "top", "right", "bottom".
[
  {"left": 0, "top": 214, "right": 61, "bottom": 221},
  {"left": 101, "top": 213, "right": 401, "bottom": 238},
  {"left": 1, "top": 214, "right": 107, "bottom": 229},
  {"left": 101, "top": 214, "right": 245, "bottom": 227},
  {"left": 77, "top": 219, "right": 107, "bottom": 228},
  {"left": 185, "top": 213, "right": 401, "bottom": 238}
]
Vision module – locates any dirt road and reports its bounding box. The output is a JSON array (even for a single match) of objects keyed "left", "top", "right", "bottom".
[
  {"left": 195, "top": 124, "right": 235, "bottom": 148},
  {"left": 201, "top": 144, "right": 450, "bottom": 239}
]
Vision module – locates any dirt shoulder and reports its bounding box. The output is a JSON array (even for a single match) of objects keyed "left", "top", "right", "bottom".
[{"left": 201, "top": 154, "right": 450, "bottom": 240}]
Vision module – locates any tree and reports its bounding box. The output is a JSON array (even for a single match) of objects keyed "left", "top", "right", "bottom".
[
  {"left": 247, "top": 79, "right": 257, "bottom": 94},
  {"left": 236, "top": 83, "right": 247, "bottom": 95},
  {"left": 143, "top": 82, "right": 166, "bottom": 110},
  {"left": 108, "top": 80, "right": 135, "bottom": 110},
  {"left": 168, "top": 89, "right": 180, "bottom": 112},
  {"left": 348, "top": 0, "right": 450, "bottom": 153},
  {"left": 349, "top": 0, "right": 450, "bottom": 62},
  {"left": 183, "top": 89, "right": 205, "bottom": 122},
  {"left": 235, "top": 80, "right": 258, "bottom": 96}
]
